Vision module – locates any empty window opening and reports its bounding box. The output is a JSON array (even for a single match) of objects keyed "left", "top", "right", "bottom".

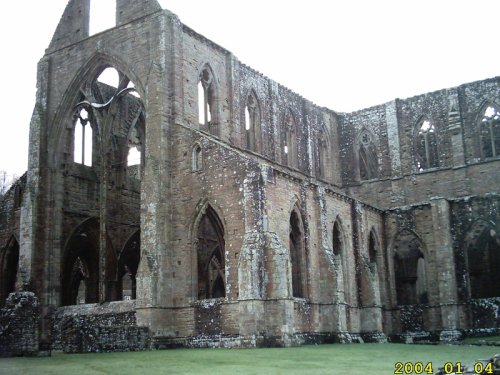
[
  {"left": 198, "top": 67, "right": 216, "bottom": 133},
  {"left": 416, "top": 120, "right": 438, "bottom": 171},
  {"left": 466, "top": 223, "right": 500, "bottom": 299},
  {"left": 394, "top": 230, "right": 428, "bottom": 305},
  {"left": 126, "top": 81, "right": 140, "bottom": 98},
  {"left": 192, "top": 144, "right": 202, "bottom": 171},
  {"left": 480, "top": 105, "right": 500, "bottom": 158},
  {"left": 76, "top": 270, "right": 87, "bottom": 304},
  {"left": 244, "top": 92, "right": 261, "bottom": 152},
  {"left": 197, "top": 206, "right": 225, "bottom": 299},
  {"left": 97, "top": 67, "right": 120, "bottom": 88},
  {"left": 290, "top": 208, "right": 306, "bottom": 298},
  {"left": 118, "top": 231, "right": 140, "bottom": 301},
  {"left": 121, "top": 269, "right": 133, "bottom": 301},
  {"left": 282, "top": 110, "right": 297, "bottom": 168},
  {"left": 245, "top": 107, "right": 251, "bottom": 131},
  {"left": 127, "top": 146, "right": 141, "bottom": 167},
  {"left": 332, "top": 221, "right": 342, "bottom": 256},
  {"left": 62, "top": 220, "right": 99, "bottom": 306},
  {"left": 73, "top": 108, "right": 93, "bottom": 166},
  {"left": 71, "top": 257, "right": 90, "bottom": 305},
  {"left": 0, "top": 237, "right": 19, "bottom": 307},
  {"left": 89, "top": 0, "right": 116, "bottom": 36},
  {"left": 317, "top": 133, "right": 328, "bottom": 179},
  {"left": 126, "top": 119, "right": 144, "bottom": 180},
  {"left": 368, "top": 231, "right": 377, "bottom": 263},
  {"left": 358, "top": 131, "right": 378, "bottom": 180}
]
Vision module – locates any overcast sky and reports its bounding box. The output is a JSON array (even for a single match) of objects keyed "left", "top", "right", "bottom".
[{"left": 1, "top": 0, "right": 499, "bottom": 179}]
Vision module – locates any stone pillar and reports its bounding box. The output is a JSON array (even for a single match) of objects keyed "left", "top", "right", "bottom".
[
  {"left": 447, "top": 90, "right": 465, "bottom": 168},
  {"left": 430, "top": 198, "right": 461, "bottom": 341}
]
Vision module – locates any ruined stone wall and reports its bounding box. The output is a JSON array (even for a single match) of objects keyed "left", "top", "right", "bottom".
[
  {"left": 51, "top": 301, "right": 149, "bottom": 353},
  {"left": 0, "top": 292, "right": 39, "bottom": 357},
  {"left": 2, "top": 0, "right": 498, "bottom": 353}
]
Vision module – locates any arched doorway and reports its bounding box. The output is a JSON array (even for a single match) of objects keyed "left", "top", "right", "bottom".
[
  {"left": 0, "top": 236, "right": 19, "bottom": 306},
  {"left": 118, "top": 231, "right": 140, "bottom": 300},
  {"left": 61, "top": 219, "right": 100, "bottom": 306},
  {"left": 197, "top": 206, "right": 225, "bottom": 299}
]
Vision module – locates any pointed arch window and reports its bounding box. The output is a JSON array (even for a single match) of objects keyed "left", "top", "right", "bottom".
[
  {"left": 73, "top": 108, "right": 93, "bottom": 166},
  {"left": 198, "top": 66, "right": 218, "bottom": 135},
  {"left": 290, "top": 207, "right": 306, "bottom": 298},
  {"left": 368, "top": 230, "right": 377, "bottom": 264},
  {"left": 282, "top": 110, "right": 297, "bottom": 168},
  {"left": 244, "top": 91, "right": 261, "bottom": 153},
  {"left": 197, "top": 207, "right": 225, "bottom": 299},
  {"left": 358, "top": 130, "right": 378, "bottom": 180},
  {"left": 192, "top": 144, "right": 202, "bottom": 171},
  {"left": 415, "top": 120, "right": 438, "bottom": 171},
  {"left": 333, "top": 220, "right": 350, "bottom": 305},
  {"left": 480, "top": 104, "right": 500, "bottom": 159},
  {"left": 317, "top": 131, "right": 329, "bottom": 180},
  {"left": 393, "top": 230, "right": 428, "bottom": 305}
]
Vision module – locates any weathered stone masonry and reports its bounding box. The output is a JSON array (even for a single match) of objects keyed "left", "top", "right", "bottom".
[{"left": 0, "top": 0, "right": 499, "bottom": 355}]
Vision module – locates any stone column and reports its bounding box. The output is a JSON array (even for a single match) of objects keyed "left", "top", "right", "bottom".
[{"left": 430, "top": 198, "right": 461, "bottom": 341}]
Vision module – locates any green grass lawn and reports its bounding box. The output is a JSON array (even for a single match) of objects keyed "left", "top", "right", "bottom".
[
  {"left": 0, "top": 343, "right": 497, "bottom": 375},
  {"left": 463, "top": 335, "right": 500, "bottom": 343}
]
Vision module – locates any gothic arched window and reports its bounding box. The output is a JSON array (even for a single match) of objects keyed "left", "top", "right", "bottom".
[
  {"left": 197, "top": 206, "right": 225, "bottom": 299},
  {"left": 198, "top": 66, "right": 218, "bottom": 136},
  {"left": 415, "top": 120, "right": 438, "bottom": 171},
  {"left": 332, "top": 220, "right": 349, "bottom": 305},
  {"left": 192, "top": 144, "right": 202, "bottom": 171},
  {"left": 368, "top": 230, "right": 377, "bottom": 264},
  {"left": 290, "top": 207, "right": 306, "bottom": 298},
  {"left": 479, "top": 104, "right": 500, "bottom": 159},
  {"left": 282, "top": 109, "right": 297, "bottom": 168},
  {"left": 73, "top": 107, "right": 93, "bottom": 166},
  {"left": 317, "top": 130, "right": 329, "bottom": 180},
  {"left": 358, "top": 130, "right": 378, "bottom": 180},
  {"left": 244, "top": 90, "right": 261, "bottom": 153}
]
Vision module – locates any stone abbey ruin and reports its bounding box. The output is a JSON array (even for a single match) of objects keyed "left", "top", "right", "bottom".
[{"left": 1, "top": 0, "right": 500, "bottom": 355}]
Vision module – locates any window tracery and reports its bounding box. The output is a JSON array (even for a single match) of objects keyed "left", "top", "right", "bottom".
[
  {"left": 317, "top": 131, "right": 329, "bottom": 179},
  {"left": 244, "top": 91, "right": 261, "bottom": 153},
  {"left": 282, "top": 109, "right": 297, "bottom": 168},
  {"left": 198, "top": 66, "right": 218, "bottom": 135},
  {"left": 358, "top": 130, "right": 378, "bottom": 180},
  {"left": 415, "top": 120, "right": 438, "bottom": 171},
  {"left": 192, "top": 144, "right": 202, "bottom": 171},
  {"left": 480, "top": 104, "right": 500, "bottom": 159},
  {"left": 73, "top": 108, "right": 93, "bottom": 166}
]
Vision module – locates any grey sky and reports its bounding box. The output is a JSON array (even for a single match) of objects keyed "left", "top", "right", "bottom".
[{"left": 1, "top": 0, "right": 499, "bottom": 179}]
